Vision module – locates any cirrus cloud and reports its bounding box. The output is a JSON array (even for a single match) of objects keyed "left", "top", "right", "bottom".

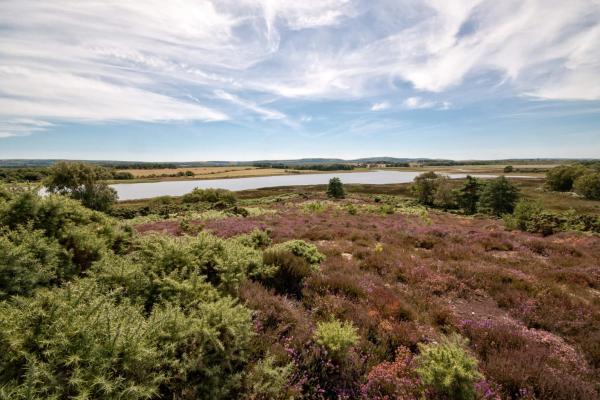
[{"left": 0, "top": 0, "right": 599, "bottom": 137}]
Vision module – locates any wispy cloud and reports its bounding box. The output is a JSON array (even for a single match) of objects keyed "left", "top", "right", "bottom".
[
  {"left": 371, "top": 102, "right": 390, "bottom": 111},
  {"left": 0, "top": 0, "right": 599, "bottom": 137},
  {"left": 214, "top": 90, "right": 285, "bottom": 120}
]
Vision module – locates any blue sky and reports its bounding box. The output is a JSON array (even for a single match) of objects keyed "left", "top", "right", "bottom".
[{"left": 1, "top": 0, "right": 599, "bottom": 161}]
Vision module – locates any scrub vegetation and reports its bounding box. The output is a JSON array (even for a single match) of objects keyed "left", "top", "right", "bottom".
[{"left": 1, "top": 163, "right": 599, "bottom": 399}]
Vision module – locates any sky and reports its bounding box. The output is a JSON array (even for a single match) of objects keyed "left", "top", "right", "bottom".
[{"left": 0, "top": 0, "right": 599, "bottom": 161}]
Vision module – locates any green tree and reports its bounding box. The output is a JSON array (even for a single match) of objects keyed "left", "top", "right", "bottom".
[
  {"left": 411, "top": 172, "right": 440, "bottom": 206},
  {"left": 573, "top": 173, "right": 600, "bottom": 200},
  {"left": 478, "top": 176, "right": 519, "bottom": 216},
  {"left": 545, "top": 164, "right": 588, "bottom": 192},
  {"left": 327, "top": 177, "right": 345, "bottom": 199},
  {"left": 457, "top": 176, "right": 481, "bottom": 214},
  {"left": 416, "top": 334, "right": 482, "bottom": 400},
  {"left": 44, "top": 161, "right": 117, "bottom": 211},
  {"left": 433, "top": 177, "right": 457, "bottom": 210}
]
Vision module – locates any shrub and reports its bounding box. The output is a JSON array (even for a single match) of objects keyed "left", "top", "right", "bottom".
[
  {"left": 0, "top": 280, "right": 166, "bottom": 399},
  {"left": 241, "top": 356, "right": 294, "bottom": 400},
  {"left": 313, "top": 319, "right": 359, "bottom": 356},
  {"left": 433, "top": 177, "right": 457, "bottom": 210},
  {"left": 478, "top": 176, "right": 519, "bottom": 216},
  {"left": 44, "top": 161, "right": 117, "bottom": 211},
  {"left": 0, "top": 226, "right": 69, "bottom": 299},
  {"left": 182, "top": 188, "right": 237, "bottom": 206},
  {"left": 360, "top": 347, "right": 420, "bottom": 400},
  {"left": 259, "top": 249, "right": 313, "bottom": 298},
  {"left": 415, "top": 334, "right": 482, "bottom": 400},
  {"left": 270, "top": 240, "right": 325, "bottom": 269},
  {"left": 327, "top": 177, "right": 345, "bottom": 199},
  {"left": 411, "top": 172, "right": 441, "bottom": 206},
  {"left": 302, "top": 201, "right": 325, "bottom": 213},
  {"left": 573, "top": 172, "right": 600, "bottom": 200},
  {"left": 235, "top": 229, "right": 272, "bottom": 249},
  {"left": 134, "top": 232, "right": 261, "bottom": 294},
  {"left": 545, "top": 164, "right": 588, "bottom": 191}
]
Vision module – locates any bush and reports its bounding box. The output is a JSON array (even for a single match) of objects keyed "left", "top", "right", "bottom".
[
  {"left": 478, "top": 176, "right": 519, "bottom": 216},
  {"left": 411, "top": 172, "right": 441, "bottom": 206},
  {"left": 182, "top": 188, "right": 237, "bottom": 206},
  {"left": 0, "top": 280, "right": 166, "bottom": 399},
  {"left": 134, "top": 232, "right": 262, "bottom": 294},
  {"left": 545, "top": 164, "right": 588, "bottom": 192},
  {"left": 313, "top": 319, "right": 359, "bottom": 357},
  {"left": 270, "top": 240, "right": 325, "bottom": 269},
  {"left": 327, "top": 177, "right": 345, "bottom": 199},
  {"left": 415, "top": 334, "right": 482, "bottom": 400},
  {"left": 505, "top": 201, "right": 600, "bottom": 235},
  {"left": 44, "top": 161, "right": 117, "bottom": 211},
  {"left": 0, "top": 280, "right": 257, "bottom": 400},
  {"left": 360, "top": 347, "right": 420, "bottom": 400},
  {"left": 573, "top": 172, "right": 600, "bottom": 200},
  {"left": 433, "top": 177, "right": 457, "bottom": 210},
  {"left": 259, "top": 249, "right": 313, "bottom": 298},
  {"left": 0, "top": 226, "right": 69, "bottom": 299}
]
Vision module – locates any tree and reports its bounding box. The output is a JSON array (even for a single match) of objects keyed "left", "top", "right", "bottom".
[
  {"left": 478, "top": 176, "right": 519, "bottom": 216},
  {"left": 44, "top": 162, "right": 117, "bottom": 212},
  {"left": 433, "top": 177, "right": 457, "bottom": 210},
  {"left": 411, "top": 172, "right": 440, "bottom": 206},
  {"left": 327, "top": 177, "right": 345, "bottom": 199},
  {"left": 457, "top": 176, "right": 481, "bottom": 214},
  {"left": 573, "top": 173, "right": 600, "bottom": 200},
  {"left": 545, "top": 164, "right": 588, "bottom": 192}
]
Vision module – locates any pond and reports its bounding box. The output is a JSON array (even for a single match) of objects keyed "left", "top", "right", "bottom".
[{"left": 111, "top": 170, "right": 532, "bottom": 200}]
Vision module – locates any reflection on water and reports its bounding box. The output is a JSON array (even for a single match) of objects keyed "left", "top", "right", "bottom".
[{"left": 111, "top": 170, "right": 531, "bottom": 200}]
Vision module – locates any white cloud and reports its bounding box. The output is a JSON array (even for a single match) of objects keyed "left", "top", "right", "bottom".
[
  {"left": 371, "top": 102, "right": 390, "bottom": 111},
  {"left": 0, "top": 0, "right": 599, "bottom": 136},
  {"left": 403, "top": 97, "right": 436, "bottom": 109},
  {"left": 214, "top": 90, "right": 285, "bottom": 120}
]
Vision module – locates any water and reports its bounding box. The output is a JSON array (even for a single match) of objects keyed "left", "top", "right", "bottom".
[{"left": 111, "top": 170, "right": 532, "bottom": 201}]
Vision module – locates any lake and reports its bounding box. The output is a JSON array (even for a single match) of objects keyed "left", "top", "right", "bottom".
[{"left": 111, "top": 170, "right": 532, "bottom": 200}]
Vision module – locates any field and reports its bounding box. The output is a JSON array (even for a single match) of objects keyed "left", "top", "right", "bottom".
[
  {"left": 127, "top": 181, "right": 600, "bottom": 399},
  {"left": 389, "top": 164, "right": 556, "bottom": 177},
  {"left": 112, "top": 166, "right": 360, "bottom": 183}
]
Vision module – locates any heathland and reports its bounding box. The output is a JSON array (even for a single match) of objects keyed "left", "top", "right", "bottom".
[{"left": 0, "top": 160, "right": 599, "bottom": 399}]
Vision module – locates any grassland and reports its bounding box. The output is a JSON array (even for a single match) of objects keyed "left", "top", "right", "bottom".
[{"left": 110, "top": 166, "right": 365, "bottom": 184}]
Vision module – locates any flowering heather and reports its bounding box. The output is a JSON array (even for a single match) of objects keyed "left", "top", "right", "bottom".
[{"left": 131, "top": 193, "right": 600, "bottom": 399}]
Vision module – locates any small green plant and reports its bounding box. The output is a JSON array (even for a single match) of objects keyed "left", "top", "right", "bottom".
[
  {"left": 270, "top": 239, "right": 325, "bottom": 269},
  {"left": 415, "top": 334, "right": 482, "bottom": 400},
  {"left": 303, "top": 201, "right": 325, "bottom": 213},
  {"left": 313, "top": 319, "right": 359, "bottom": 356}
]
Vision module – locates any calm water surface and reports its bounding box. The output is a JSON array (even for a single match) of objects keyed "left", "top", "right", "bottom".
[{"left": 112, "top": 170, "right": 532, "bottom": 200}]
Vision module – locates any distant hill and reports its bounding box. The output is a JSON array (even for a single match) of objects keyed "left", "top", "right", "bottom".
[{"left": 0, "top": 157, "right": 594, "bottom": 168}]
